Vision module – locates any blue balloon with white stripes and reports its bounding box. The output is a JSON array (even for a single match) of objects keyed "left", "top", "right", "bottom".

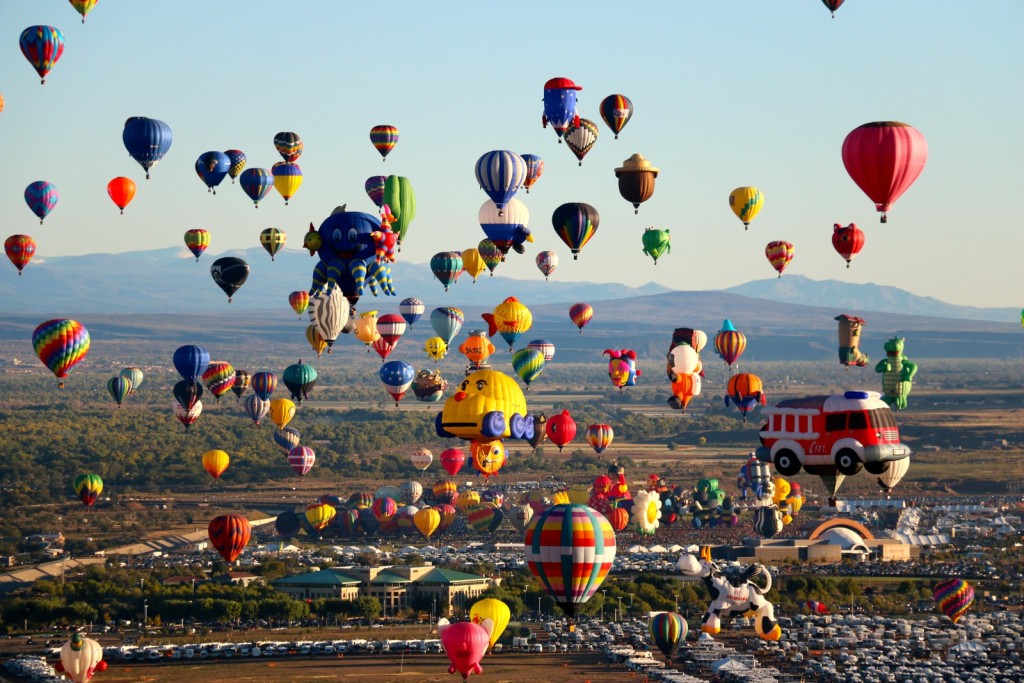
[
  {"left": 123, "top": 117, "right": 173, "bottom": 179},
  {"left": 475, "top": 150, "right": 526, "bottom": 213}
]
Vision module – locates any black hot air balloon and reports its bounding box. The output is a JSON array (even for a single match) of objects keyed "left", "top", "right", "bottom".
[{"left": 210, "top": 257, "right": 250, "bottom": 302}]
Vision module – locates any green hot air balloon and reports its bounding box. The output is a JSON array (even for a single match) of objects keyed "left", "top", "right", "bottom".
[
  {"left": 282, "top": 361, "right": 318, "bottom": 404},
  {"left": 512, "top": 347, "right": 545, "bottom": 389},
  {"left": 641, "top": 227, "right": 671, "bottom": 265},
  {"left": 107, "top": 376, "right": 132, "bottom": 407}
]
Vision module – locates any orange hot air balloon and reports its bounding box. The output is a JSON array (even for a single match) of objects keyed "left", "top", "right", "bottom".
[
  {"left": 569, "top": 302, "right": 593, "bottom": 333},
  {"left": 764, "top": 241, "right": 794, "bottom": 277},
  {"left": 5, "top": 235, "right": 36, "bottom": 275},
  {"left": 202, "top": 450, "right": 230, "bottom": 479},
  {"left": 208, "top": 514, "right": 251, "bottom": 563},
  {"left": 107, "top": 177, "right": 136, "bottom": 214}
]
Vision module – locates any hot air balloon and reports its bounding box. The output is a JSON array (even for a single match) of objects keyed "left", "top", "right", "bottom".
[
  {"left": 649, "top": 612, "right": 687, "bottom": 662},
  {"left": 305, "top": 502, "right": 336, "bottom": 532},
  {"left": 377, "top": 314, "right": 407, "bottom": 351},
  {"left": 288, "top": 291, "right": 310, "bottom": 317},
  {"left": 210, "top": 257, "right": 249, "bottom": 302},
  {"left": 667, "top": 343, "right": 702, "bottom": 411},
  {"left": 470, "top": 598, "right": 510, "bottom": 653},
  {"left": 69, "top": 0, "right": 100, "bottom": 23},
  {"left": 525, "top": 504, "right": 615, "bottom": 623},
  {"left": 475, "top": 151, "right": 526, "bottom": 213},
  {"left": 832, "top": 222, "right": 865, "bottom": 268},
  {"left": 369, "top": 124, "right": 399, "bottom": 160},
  {"left": 380, "top": 360, "right": 415, "bottom": 406},
  {"left": 569, "top": 303, "right": 593, "bottom": 333},
  {"left": 371, "top": 496, "right": 398, "bottom": 523},
  {"left": 512, "top": 348, "right": 545, "bottom": 388},
  {"left": 564, "top": 118, "right": 599, "bottom": 165},
  {"left": 107, "top": 376, "right": 132, "bottom": 407},
  {"left": 283, "top": 361, "right": 317, "bottom": 404},
  {"left": 641, "top": 228, "right": 671, "bottom": 265},
  {"left": 522, "top": 153, "right": 544, "bottom": 193},
  {"left": 398, "top": 297, "right": 424, "bottom": 326},
  {"left": 542, "top": 77, "right": 582, "bottom": 141},
  {"left": 250, "top": 371, "right": 277, "bottom": 401},
  {"left": 196, "top": 151, "right": 230, "bottom": 193},
  {"left": 836, "top": 314, "right": 869, "bottom": 367},
  {"left": 119, "top": 367, "right": 143, "bottom": 395},
  {"left": 182, "top": 229, "right": 210, "bottom": 261},
  {"left": 173, "top": 379, "right": 203, "bottom": 410},
  {"left": 273, "top": 426, "right": 301, "bottom": 454},
  {"left": 122, "top": 117, "right": 172, "bottom": 179},
  {"left": 546, "top": 410, "right": 577, "bottom": 452},
  {"left": 424, "top": 337, "right": 448, "bottom": 362},
  {"left": 413, "top": 367, "right": 446, "bottom": 404},
  {"left": 243, "top": 394, "right": 270, "bottom": 426},
  {"left": 552, "top": 202, "right": 599, "bottom": 260},
  {"left": 19, "top": 26, "right": 64, "bottom": 84},
  {"left": 729, "top": 186, "right": 764, "bottom": 230},
  {"left": 287, "top": 446, "right": 316, "bottom": 477},
  {"left": 260, "top": 228, "right": 286, "bottom": 261},
  {"left": 615, "top": 154, "right": 658, "bottom": 213},
  {"left": 208, "top": 514, "right": 251, "bottom": 563},
  {"left": 510, "top": 503, "right": 535, "bottom": 533},
  {"left": 272, "top": 162, "right": 302, "bottom": 205},
  {"left": 33, "top": 319, "right": 90, "bottom": 388},
  {"left": 483, "top": 297, "right": 533, "bottom": 351},
  {"left": 58, "top": 633, "right": 104, "bottom": 683},
  {"left": 599, "top": 94, "right": 634, "bottom": 138},
  {"left": 527, "top": 340, "right": 555, "bottom": 364},
  {"left": 400, "top": 481, "right": 424, "bottom": 506},
  {"left": 5, "top": 235, "right": 36, "bottom": 275},
  {"left": 714, "top": 319, "right": 747, "bottom": 370},
  {"left": 224, "top": 149, "right": 246, "bottom": 182},
  {"left": 586, "top": 424, "right": 614, "bottom": 454},
  {"left": 458, "top": 248, "right": 486, "bottom": 282},
  {"left": 173, "top": 400, "right": 201, "bottom": 430},
  {"left": 438, "top": 619, "right": 492, "bottom": 681},
  {"left": 106, "top": 177, "right": 136, "bottom": 214},
  {"left": 275, "top": 510, "right": 301, "bottom": 537},
  {"left": 877, "top": 457, "right": 910, "bottom": 495},
  {"left": 724, "top": 373, "right": 767, "bottom": 421},
  {"left": 308, "top": 288, "right": 350, "bottom": 350},
  {"left": 440, "top": 448, "right": 466, "bottom": 476},
  {"left": 477, "top": 239, "right": 503, "bottom": 274},
  {"left": 383, "top": 175, "right": 417, "bottom": 246},
  {"left": 365, "top": 175, "right": 386, "bottom": 208},
  {"left": 240, "top": 168, "right": 274, "bottom": 207},
  {"left": 535, "top": 251, "right": 558, "bottom": 279},
  {"left": 467, "top": 503, "right": 504, "bottom": 531},
  {"left": 73, "top": 474, "right": 103, "bottom": 507},
  {"left": 933, "top": 579, "right": 974, "bottom": 624},
  {"left": 268, "top": 397, "right": 296, "bottom": 429},
  {"left": 430, "top": 251, "right": 463, "bottom": 292},
  {"left": 431, "top": 307, "right": 465, "bottom": 345},
  {"left": 202, "top": 450, "right": 230, "bottom": 479},
  {"left": 413, "top": 507, "right": 441, "bottom": 539},
  {"left": 478, "top": 198, "right": 531, "bottom": 256},
  {"left": 201, "top": 361, "right": 236, "bottom": 402},
  {"left": 24, "top": 181, "right": 58, "bottom": 225},
  {"left": 765, "top": 241, "right": 794, "bottom": 277},
  {"left": 409, "top": 448, "right": 433, "bottom": 471},
  {"left": 603, "top": 348, "right": 639, "bottom": 390},
  {"left": 273, "top": 131, "right": 303, "bottom": 162},
  {"left": 876, "top": 337, "right": 917, "bottom": 410},
  {"left": 822, "top": 0, "right": 844, "bottom": 17},
  {"left": 842, "top": 121, "right": 928, "bottom": 223},
  {"left": 173, "top": 345, "right": 210, "bottom": 384}
]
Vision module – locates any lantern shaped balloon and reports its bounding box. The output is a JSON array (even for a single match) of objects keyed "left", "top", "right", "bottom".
[
  {"left": 765, "top": 241, "right": 794, "bottom": 277},
  {"left": 546, "top": 410, "right": 577, "bottom": 452},
  {"left": 524, "top": 504, "right": 616, "bottom": 623},
  {"left": 208, "top": 514, "right": 251, "bottom": 563},
  {"left": 615, "top": 154, "right": 658, "bottom": 213},
  {"left": 832, "top": 223, "right": 865, "bottom": 268},
  {"left": 842, "top": 121, "right": 928, "bottom": 223}
]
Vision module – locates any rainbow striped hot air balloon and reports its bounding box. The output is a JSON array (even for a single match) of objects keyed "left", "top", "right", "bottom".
[
  {"left": 365, "top": 175, "right": 387, "bottom": 208},
  {"left": 524, "top": 503, "right": 616, "bottom": 623},
  {"left": 5, "top": 235, "right": 36, "bottom": 275},
  {"left": 73, "top": 474, "right": 103, "bottom": 507},
  {"left": 33, "top": 319, "right": 90, "bottom": 388},
  {"left": 649, "top": 612, "right": 687, "bottom": 662},
  {"left": 552, "top": 203, "right": 599, "bottom": 260},
  {"left": 714, "top": 319, "right": 747, "bottom": 371},
  {"left": 202, "top": 361, "right": 236, "bottom": 402},
  {"left": 184, "top": 229, "right": 210, "bottom": 261},
  {"left": 933, "top": 579, "right": 974, "bottom": 624},
  {"left": 370, "top": 125, "right": 399, "bottom": 160},
  {"left": 599, "top": 94, "right": 634, "bottom": 139}
]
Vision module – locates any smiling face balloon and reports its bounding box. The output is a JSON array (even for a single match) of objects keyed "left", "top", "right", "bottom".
[{"left": 436, "top": 368, "right": 530, "bottom": 441}]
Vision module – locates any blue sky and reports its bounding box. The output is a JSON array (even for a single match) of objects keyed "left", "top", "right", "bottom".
[{"left": 1, "top": 1, "right": 1021, "bottom": 308}]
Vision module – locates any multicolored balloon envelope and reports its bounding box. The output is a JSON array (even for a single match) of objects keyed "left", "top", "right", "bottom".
[
  {"left": 20, "top": 26, "right": 64, "bottom": 84},
  {"left": 6, "top": 235, "right": 37, "bottom": 275},
  {"left": 524, "top": 504, "right": 616, "bottom": 622},
  {"left": 649, "top": 611, "right": 687, "bottom": 662},
  {"left": 370, "top": 125, "right": 399, "bottom": 160},
  {"left": 599, "top": 94, "right": 634, "bottom": 139},
  {"left": 933, "top": 578, "right": 974, "bottom": 624},
  {"left": 832, "top": 223, "right": 865, "bottom": 268},
  {"left": 542, "top": 77, "right": 582, "bottom": 141},
  {"left": 33, "top": 319, "right": 90, "bottom": 388},
  {"left": 73, "top": 474, "right": 103, "bottom": 507},
  {"left": 765, "top": 240, "right": 794, "bottom": 277},
  {"left": 552, "top": 202, "right": 599, "bottom": 260}
]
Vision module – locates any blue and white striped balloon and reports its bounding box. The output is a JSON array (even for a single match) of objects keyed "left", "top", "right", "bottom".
[{"left": 475, "top": 150, "right": 526, "bottom": 212}]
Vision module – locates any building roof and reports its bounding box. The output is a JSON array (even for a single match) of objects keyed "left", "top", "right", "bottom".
[
  {"left": 415, "top": 567, "right": 487, "bottom": 585},
  {"left": 274, "top": 569, "right": 362, "bottom": 587},
  {"left": 370, "top": 570, "right": 411, "bottom": 584}
]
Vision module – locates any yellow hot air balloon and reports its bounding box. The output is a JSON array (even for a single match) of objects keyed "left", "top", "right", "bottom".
[
  {"left": 551, "top": 490, "right": 571, "bottom": 505},
  {"left": 305, "top": 502, "right": 336, "bottom": 531},
  {"left": 202, "top": 450, "right": 230, "bottom": 479},
  {"left": 353, "top": 311, "right": 381, "bottom": 348},
  {"left": 269, "top": 398, "right": 296, "bottom": 429},
  {"left": 461, "top": 248, "right": 487, "bottom": 282},
  {"left": 424, "top": 336, "right": 448, "bottom": 362},
  {"left": 305, "top": 324, "right": 328, "bottom": 358},
  {"left": 456, "top": 490, "right": 481, "bottom": 513},
  {"left": 414, "top": 507, "right": 441, "bottom": 539},
  {"left": 482, "top": 296, "right": 533, "bottom": 351},
  {"left": 470, "top": 598, "right": 511, "bottom": 652},
  {"left": 728, "top": 186, "right": 764, "bottom": 230}
]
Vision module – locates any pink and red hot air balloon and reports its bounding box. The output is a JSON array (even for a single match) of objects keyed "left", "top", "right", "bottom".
[
  {"left": 842, "top": 121, "right": 928, "bottom": 223},
  {"left": 832, "top": 223, "right": 865, "bottom": 268},
  {"left": 765, "top": 241, "right": 794, "bottom": 277},
  {"left": 569, "top": 302, "right": 593, "bottom": 333}
]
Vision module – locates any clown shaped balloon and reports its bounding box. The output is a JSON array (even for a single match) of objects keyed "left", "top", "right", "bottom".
[{"left": 603, "top": 348, "right": 640, "bottom": 390}]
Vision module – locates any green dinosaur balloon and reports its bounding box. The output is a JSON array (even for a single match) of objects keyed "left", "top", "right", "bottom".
[
  {"left": 875, "top": 337, "right": 918, "bottom": 410},
  {"left": 641, "top": 227, "right": 671, "bottom": 264}
]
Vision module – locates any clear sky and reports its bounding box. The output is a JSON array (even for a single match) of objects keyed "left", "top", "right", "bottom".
[{"left": 1, "top": 1, "right": 1020, "bottom": 308}]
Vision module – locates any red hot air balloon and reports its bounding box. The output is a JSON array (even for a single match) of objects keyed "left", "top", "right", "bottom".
[
  {"left": 546, "top": 409, "right": 577, "bottom": 452},
  {"left": 832, "top": 223, "right": 865, "bottom": 268},
  {"left": 440, "top": 448, "right": 466, "bottom": 476},
  {"left": 5, "top": 235, "right": 36, "bottom": 275},
  {"left": 764, "top": 241, "right": 794, "bottom": 277},
  {"left": 822, "top": 0, "right": 844, "bottom": 18},
  {"left": 569, "top": 303, "right": 593, "bottom": 333},
  {"left": 842, "top": 121, "right": 928, "bottom": 223},
  {"left": 714, "top": 319, "right": 747, "bottom": 370},
  {"left": 208, "top": 514, "right": 251, "bottom": 563}
]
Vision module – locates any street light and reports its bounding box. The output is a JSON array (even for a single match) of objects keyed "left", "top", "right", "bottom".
[
  {"left": 601, "top": 590, "right": 607, "bottom": 622},
  {"left": 537, "top": 596, "right": 541, "bottom": 619},
  {"left": 617, "top": 596, "right": 622, "bottom": 623},
  {"left": 143, "top": 599, "right": 148, "bottom": 628}
]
